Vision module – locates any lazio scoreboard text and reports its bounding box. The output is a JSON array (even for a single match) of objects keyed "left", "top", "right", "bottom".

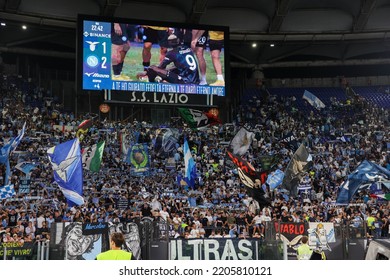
[{"left": 81, "top": 20, "right": 225, "bottom": 97}]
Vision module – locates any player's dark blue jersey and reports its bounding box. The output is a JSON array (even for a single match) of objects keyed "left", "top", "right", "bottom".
[{"left": 160, "top": 46, "right": 200, "bottom": 84}]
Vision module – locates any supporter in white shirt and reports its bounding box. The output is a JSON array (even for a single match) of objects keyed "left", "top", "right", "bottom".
[
  {"left": 159, "top": 207, "right": 170, "bottom": 221},
  {"left": 36, "top": 213, "right": 46, "bottom": 229},
  {"left": 213, "top": 230, "right": 223, "bottom": 238},
  {"left": 205, "top": 211, "right": 214, "bottom": 226},
  {"left": 281, "top": 203, "right": 289, "bottom": 212},
  {"left": 151, "top": 197, "right": 162, "bottom": 211},
  {"left": 252, "top": 213, "right": 263, "bottom": 236},
  {"left": 292, "top": 212, "right": 301, "bottom": 223},
  {"left": 226, "top": 177, "right": 234, "bottom": 188},
  {"left": 198, "top": 224, "right": 206, "bottom": 238},
  {"left": 172, "top": 214, "right": 182, "bottom": 230},
  {"left": 260, "top": 211, "right": 272, "bottom": 223},
  {"left": 192, "top": 216, "right": 201, "bottom": 228},
  {"left": 303, "top": 203, "right": 311, "bottom": 212},
  {"left": 25, "top": 221, "right": 36, "bottom": 238},
  {"left": 262, "top": 206, "right": 272, "bottom": 216},
  {"left": 189, "top": 224, "right": 200, "bottom": 238}
]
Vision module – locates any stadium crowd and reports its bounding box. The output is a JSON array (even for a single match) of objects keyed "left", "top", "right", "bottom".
[{"left": 0, "top": 74, "right": 389, "bottom": 247}]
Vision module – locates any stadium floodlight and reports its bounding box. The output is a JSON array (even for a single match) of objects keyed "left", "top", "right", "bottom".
[
  {"left": 1, "top": 22, "right": 6, "bottom": 26},
  {"left": 252, "top": 43, "right": 257, "bottom": 48},
  {"left": 22, "top": 25, "right": 27, "bottom": 30},
  {"left": 270, "top": 43, "right": 275, "bottom": 47}
]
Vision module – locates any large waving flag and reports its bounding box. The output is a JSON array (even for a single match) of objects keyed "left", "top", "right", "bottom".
[
  {"left": 280, "top": 132, "right": 299, "bottom": 150},
  {"left": 266, "top": 169, "right": 285, "bottom": 190},
  {"left": 303, "top": 90, "right": 325, "bottom": 109},
  {"left": 178, "top": 108, "right": 220, "bottom": 129},
  {"left": 336, "top": 160, "right": 390, "bottom": 204},
  {"left": 12, "top": 122, "right": 26, "bottom": 151},
  {"left": 0, "top": 184, "right": 15, "bottom": 199},
  {"left": 370, "top": 193, "right": 390, "bottom": 201},
  {"left": 183, "top": 139, "right": 197, "bottom": 188},
  {"left": 0, "top": 142, "right": 12, "bottom": 186},
  {"left": 0, "top": 142, "right": 11, "bottom": 164},
  {"left": 282, "top": 143, "right": 313, "bottom": 196},
  {"left": 127, "top": 143, "right": 150, "bottom": 176},
  {"left": 120, "top": 131, "right": 129, "bottom": 158},
  {"left": 258, "top": 155, "right": 280, "bottom": 171},
  {"left": 227, "top": 151, "right": 270, "bottom": 207},
  {"left": 76, "top": 119, "right": 92, "bottom": 141},
  {"left": 47, "top": 138, "right": 84, "bottom": 206},
  {"left": 229, "top": 127, "right": 254, "bottom": 156},
  {"left": 0, "top": 122, "right": 26, "bottom": 185},
  {"left": 154, "top": 128, "right": 179, "bottom": 158},
  {"left": 82, "top": 141, "right": 105, "bottom": 172},
  {"left": 0, "top": 122, "right": 26, "bottom": 162}
]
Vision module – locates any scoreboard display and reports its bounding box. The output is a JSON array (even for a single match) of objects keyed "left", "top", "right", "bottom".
[
  {"left": 78, "top": 15, "right": 229, "bottom": 100},
  {"left": 82, "top": 21, "right": 111, "bottom": 90}
]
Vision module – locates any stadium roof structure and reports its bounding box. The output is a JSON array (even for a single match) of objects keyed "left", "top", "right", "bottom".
[{"left": 1, "top": 0, "right": 390, "bottom": 69}]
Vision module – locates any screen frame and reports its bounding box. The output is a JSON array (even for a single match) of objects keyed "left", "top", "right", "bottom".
[{"left": 76, "top": 14, "right": 230, "bottom": 102}]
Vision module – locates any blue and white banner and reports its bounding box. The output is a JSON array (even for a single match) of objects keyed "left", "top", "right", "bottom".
[
  {"left": 47, "top": 138, "right": 84, "bottom": 206},
  {"left": 15, "top": 161, "right": 38, "bottom": 175},
  {"left": 183, "top": 139, "right": 197, "bottom": 188},
  {"left": 340, "top": 135, "right": 351, "bottom": 142},
  {"left": 18, "top": 177, "right": 31, "bottom": 194},
  {"left": 0, "top": 184, "right": 15, "bottom": 199},
  {"left": 303, "top": 90, "right": 325, "bottom": 109},
  {"left": 0, "top": 122, "right": 26, "bottom": 186},
  {"left": 10, "top": 122, "right": 26, "bottom": 152},
  {"left": 154, "top": 128, "right": 179, "bottom": 158},
  {"left": 336, "top": 160, "right": 390, "bottom": 204},
  {"left": 266, "top": 169, "right": 285, "bottom": 189}
]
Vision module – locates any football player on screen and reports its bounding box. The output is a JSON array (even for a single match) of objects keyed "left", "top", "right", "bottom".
[
  {"left": 142, "top": 33, "right": 200, "bottom": 85},
  {"left": 208, "top": 31, "right": 225, "bottom": 86},
  {"left": 191, "top": 30, "right": 225, "bottom": 86},
  {"left": 191, "top": 29, "right": 208, "bottom": 85},
  {"left": 141, "top": 25, "right": 170, "bottom": 71},
  {"left": 111, "top": 23, "right": 132, "bottom": 81}
]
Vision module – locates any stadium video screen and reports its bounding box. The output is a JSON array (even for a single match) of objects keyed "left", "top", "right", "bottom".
[{"left": 79, "top": 15, "right": 228, "bottom": 97}]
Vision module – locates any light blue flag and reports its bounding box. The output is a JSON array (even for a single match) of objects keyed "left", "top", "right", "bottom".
[
  {"left": 0, "top": 184, "right": 15, "bottom": 199},
  {"left": 303, "top": 90, "right": 325, "bottom": 109},
  {"left": 0, "top": 142, "right": 12, "bottom": 164},
  {"left": 0, "top": 122, "right": 27, "bottom": 162},
  {"left": 10, "top": 122, "right": 26, "bottom": 152},
  {"left": 15, "top": 161, "right": 38, "bottom": 175},
  {"left": 266, "top": 169, "right": 285, "bottom": 189},
  {"left": 340, "top": 135, "right": 350, "bottom": 142},
  {"left": 0, "top": 122, "right": 26, "bottom": 185},
  {"left": 0, "top": 142, "right": 12, "bottom": 186},
  {"left": 183, "top": 139, "right": 197, "bottom": 188},
  {"left": 47, "top": 138, "right": 84, "bottom": 206},
  {"left": 336, "top": 160, "right": 390, "bottom": 204}
]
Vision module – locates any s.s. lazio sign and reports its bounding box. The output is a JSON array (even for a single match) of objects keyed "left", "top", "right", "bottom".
[{"left": 108, "top": 90, "right": 221, "bottom": 107}]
